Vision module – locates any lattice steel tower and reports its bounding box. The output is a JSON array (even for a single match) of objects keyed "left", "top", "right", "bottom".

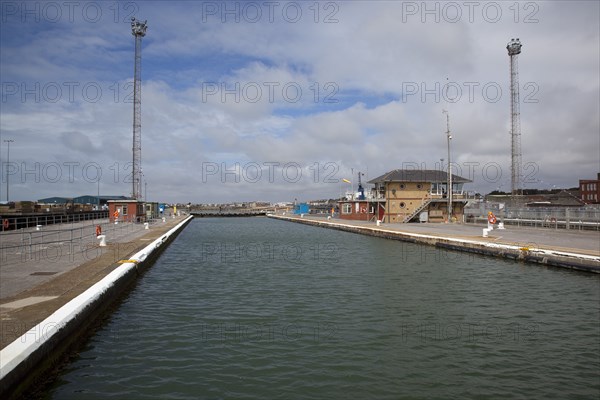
[
  {"left": 131, "top": 17, "right": 147, "bottom": 200},
  {"left": 507, "top": 38, "right": 522, "bottom": 199}
]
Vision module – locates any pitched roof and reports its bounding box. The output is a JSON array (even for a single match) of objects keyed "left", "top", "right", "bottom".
[{"left": 368, "top": 169, "right": 471, "bottom": 184}]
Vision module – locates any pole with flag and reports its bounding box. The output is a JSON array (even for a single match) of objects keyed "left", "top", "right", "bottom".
[{"left": 342, "top": 179, "right": 352, "bottom": 199}]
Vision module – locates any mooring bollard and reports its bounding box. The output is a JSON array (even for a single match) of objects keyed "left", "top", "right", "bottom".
[
  {"left": 327, "top": 216, "right": 331, "bottom": 220},
  {"left": 376, "top": 220, "right": 381, "bottom": 226},
  {"left": 36, "top": 225, "right": 42, "bottom": 231},
  {"left": 482, "top": 228, "right": 489, "bottom": 237},
  {"left": 98, "top": 234, "right": 107, "bottom": 247},
  {"left": 300, "top": 214, "right": 304, "bottom": 218},
  {"left": 498, "top": 222, "right": 505, "bottom": 229},
  {"left": 144, "top": 222, "right": 149, "bottom": 230}
]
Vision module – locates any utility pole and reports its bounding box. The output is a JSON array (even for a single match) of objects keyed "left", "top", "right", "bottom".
[
  {"left": 443, "top": 110, "right": 452, "bottom": 222},
  {"left": 4, "top": 139, "right": 14, "bottom": 202}
]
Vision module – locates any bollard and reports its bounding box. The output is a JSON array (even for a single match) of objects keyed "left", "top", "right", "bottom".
[
  {"left": 376, "top": 220, "right": 381, "bottom": 226},
  {"left": 482, "top": 228, "right": 489, "bottom": 237},
  {"left": 98, "top": 234, "right": 107, "bottom": 247},
  {"left": 144, "top": 222, "right": 149, "bottom": 230},
  {"left": 498, "top": 222, "right": 505, "bottom": 230},
  {"left": 327, "top": 216, "right": 331, "bottom": 220},
  {"left": 162, "top": 217, "right": 166, "bottom": 222},
  {"left": 300, "top": 214, "right": 304, "bottom": 218},
  {"left": 36, "top": 225, "right": 42, "bottom": 231}
]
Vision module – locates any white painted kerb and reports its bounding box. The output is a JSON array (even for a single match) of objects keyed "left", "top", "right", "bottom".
[{"left": 0, "top": 215, "right": 193, "bottom": 381}]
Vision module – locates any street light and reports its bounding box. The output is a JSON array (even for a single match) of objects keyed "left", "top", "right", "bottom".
[
  {"left": 4, "top": 139, "right": 14, "bottom": 202},
  {"left": 442, "top": 110, "right": 452, "bottom": 222}
]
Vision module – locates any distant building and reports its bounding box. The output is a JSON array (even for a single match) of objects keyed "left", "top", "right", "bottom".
[
  {"left": 37, "top": 196, "right": 71, "bottom": 204},
  {"left": 38, "top": 195, "right": 129, "bottom": 207},
  {"left": 293, "top": 203, "right": 310, "bottom": 215},
  {"left": 339, "top": 169, "right": 472, "bottom": 223},
  {"left": 579, "top": 173, "right": 600, "bottom": 204}
]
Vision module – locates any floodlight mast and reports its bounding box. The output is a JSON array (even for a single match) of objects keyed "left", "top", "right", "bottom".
[
  {"left": 507, "top": 38, "right": 523, "bottom": 201},
  {"left": 131, "top": 17, "right": 147, "bottom": 200}
]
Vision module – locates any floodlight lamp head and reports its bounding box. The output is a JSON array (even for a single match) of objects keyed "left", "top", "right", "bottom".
[
  {"left": 507, "top": 38, "right": 522, "bottom": 56},
  {"left": 131, "top": 17, "right": 148, "bottom": 37}
]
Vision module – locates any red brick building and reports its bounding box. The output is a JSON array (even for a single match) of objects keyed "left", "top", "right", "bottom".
[
  {"left": 579, "top": 173, "right": 600, "bottom": 204},
  {"left": 338, "top": 199, "right": 386, "bottom": 222},
  {"left": 107, "top": 199, "right": 145, "bottom": 222}
]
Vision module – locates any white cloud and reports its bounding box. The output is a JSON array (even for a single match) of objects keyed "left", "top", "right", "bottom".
[{"left": 1, "top": 1, "right": 598, "bottom": 202}]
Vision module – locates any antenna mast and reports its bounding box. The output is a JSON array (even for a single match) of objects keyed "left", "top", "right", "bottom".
[
  {"left": 131, "top": 17, "right": 147, "bottom": 200},
  {"left": 507, "top": 38, "right": 522, "bottom": 201}
]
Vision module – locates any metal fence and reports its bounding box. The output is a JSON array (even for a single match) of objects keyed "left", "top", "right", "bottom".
[
  {"left": 464, "top": 205, "right": 600, "bottom": 230},
  {"left": 0, "top": 217, "right": 163, "bottom": 264},
  {"left": 1, "top": 211, "right": 109, "bottom": 232}
]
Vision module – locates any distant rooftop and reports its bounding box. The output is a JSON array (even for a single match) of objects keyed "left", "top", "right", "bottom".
[
  {"left": 368, "top": 169, "right": 471, "bottom": 184},
  {"left": 38, "top": 195, "right": 131, "bottom": 204}
]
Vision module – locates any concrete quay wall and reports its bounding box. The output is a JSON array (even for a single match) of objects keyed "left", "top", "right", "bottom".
[
  {"left": 0, "top": 215, "right": 194, "bottom": 399},
  {"left": 269, "top": 215, "right": 600, "bottom": 274}
]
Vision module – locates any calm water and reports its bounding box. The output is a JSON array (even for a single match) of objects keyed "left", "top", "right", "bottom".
[{"left": 48, "top": 218, "right": 599, "bottom": 399}]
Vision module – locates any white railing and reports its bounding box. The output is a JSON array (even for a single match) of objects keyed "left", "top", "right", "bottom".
[{"left": 464, "top": 206, "right": 600, "bottom": 230}]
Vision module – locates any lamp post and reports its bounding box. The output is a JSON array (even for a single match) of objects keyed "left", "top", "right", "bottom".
[
  {"left": 442, "top": 111, "right": 452, "bottom": 222},
  {"left": 4, "top": 139, "right": 14, "bottom": 202}
]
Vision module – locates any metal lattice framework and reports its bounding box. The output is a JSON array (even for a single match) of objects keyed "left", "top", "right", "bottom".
[
  {"left": 131, "top": 17, "right": 147, "bottom": 200},
  {"left": 507, "top": 38, "right": 522, "bottom": 199}
]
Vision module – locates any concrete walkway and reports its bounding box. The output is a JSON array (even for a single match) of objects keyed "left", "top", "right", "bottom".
[
  {"left": 0, "top": 215, "right": 190, "bottom": 349},
  {"left": 325, "top": 217, "right": 600, "bottom": 256}
]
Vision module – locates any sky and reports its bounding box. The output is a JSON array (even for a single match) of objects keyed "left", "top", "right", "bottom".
[{"left": 0, "top": 0, "right": 599, "bottom": 204}]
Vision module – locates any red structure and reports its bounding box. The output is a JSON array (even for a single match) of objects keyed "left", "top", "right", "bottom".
[
  {"left": 107, "top": 199, "right": 145, "bottom": 222},
  {"left": 338, "top": 200, "right": 385, "bottom": 222},
  {"left": 579, "top": 172, "right": 600, "bottom": 204},
  {"left": 579, "top": 173, "right": 600, "bottom": 204}
]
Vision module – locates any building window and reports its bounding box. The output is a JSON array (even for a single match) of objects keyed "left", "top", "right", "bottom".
[
  {"left": 399, "top": 202, "right": 406, "bottom": 209},
  {"left": 399, "top": 184, "right": 406, "bottom": 190},
  {"left": 416, "top": 184, "right": 423, "bottom": 189},
  {"left": 122, "top": 205, "right": 128, "bottom": 215},
  {"left": 342, "top": 203, "right": 352, "bottom": 214}
]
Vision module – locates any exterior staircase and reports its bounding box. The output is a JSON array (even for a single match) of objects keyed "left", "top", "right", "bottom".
[{"left": 402, "top": 199, "right": 432, "bottom": 223}]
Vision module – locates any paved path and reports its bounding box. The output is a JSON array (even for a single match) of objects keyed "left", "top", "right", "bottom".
[
  {"left": 0, "top": 215, "right": 189, "bottom": 349},
  {"left": 0, "top": 218, "right": 165, "bottom": 299}
]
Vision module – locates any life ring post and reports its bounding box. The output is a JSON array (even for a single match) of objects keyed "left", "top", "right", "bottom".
[{"left": 487, "top": 211, "right": 497, "bottom": 226}]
